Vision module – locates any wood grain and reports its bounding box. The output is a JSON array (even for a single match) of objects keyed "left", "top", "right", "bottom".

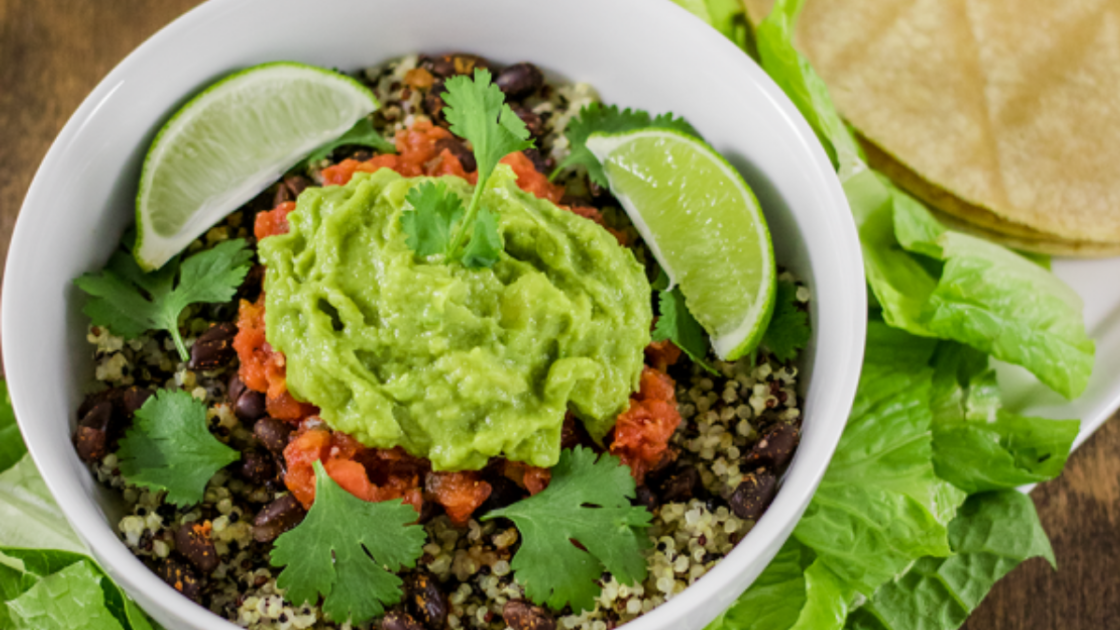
[{"left": 0, "top": 2, "right": 1117, "bottom": 629}]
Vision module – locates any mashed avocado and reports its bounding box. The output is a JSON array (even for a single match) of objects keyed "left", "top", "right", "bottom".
[{"left": 258, "top": 166, "right": 651, "bottom": 470}]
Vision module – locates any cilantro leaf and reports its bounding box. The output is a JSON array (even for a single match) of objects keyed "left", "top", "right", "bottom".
[
  {"left": 303, "top": 117, "right": 396, "bottom": 166},
  {"left": 74, "top": 239, "right": 253, "bottom": 361},
  {"left": 400, "top": 182, "right": 465, "bottom": 257},
  {"left": 443, "top": 68, "right": 533, "bottom": 178},
  {"left": 484, "top": 447, "right": 652, "bottom": 612},
  {"left": 440, "top": 68, "right": 532, "bottom": 260},
  {"left": 461, "top": 207, "right": 503, "bottom": 269},
  {"left": 116, "top": 389, "right": 240, "bottom": 507},
  {"left": 553, "top": 103, "right": 698, "bottom": 186},
  {"left": 652, "top": 286, "right": 718, "bottom": 375},
  {"left": 761, "top": 280, "right": 810, "bottom": 362},
  {"left": 272, "top": 460, "right": 426, "bottom": 625}
]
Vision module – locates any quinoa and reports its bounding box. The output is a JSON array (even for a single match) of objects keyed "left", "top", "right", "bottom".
[{"left": 73, "top": 53, "right": 808, "bottom": 630}]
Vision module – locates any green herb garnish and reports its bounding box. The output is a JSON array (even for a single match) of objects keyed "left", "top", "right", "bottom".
[
  {"left": 761, "top": 280, "right": 810, "bottom": 363},
  {"left": 74, "top": 239, "right": 253, "bottom": 362},
  {"left": 652, "top": 284, "right": 718, "bottom": 374},
  {"left": 551, "top": 103, "right": 697, "bottom": 186},
  {"left": 272, "top": 460, "right": 426, "bottom": 625},
  {"left": 116, "top": 389, "right": 240, "bottom": 507},
  {"left": 304, "top": 117, "right": 397, "bottom": 167},
  {"left": 399, "top": 68, "right": 532, "bottom": 268},
  {"left": 484, "top": 447, "right": 652, "bottom": 613}
]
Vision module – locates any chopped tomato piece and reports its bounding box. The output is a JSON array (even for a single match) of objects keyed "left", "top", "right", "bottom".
[
  {"left": 283, "top": 426, "right": 423, "bottom": 512},
  {"left": 645, "top": 339, "right": 683, "bottom": 372},
  {"left": 502, "top": 460, "right": 551, "bottom": 495},
  {"left": 254, "top": 201, "right": 296, "bottom": 240},
  {"left": 233, "top": 294, "right": 318, "bottom": 422},
  {"left": 610, "top": 367, "right": 682, "bottom": 483},
  {"left": 320, "top": 120, "right": 473, "bottom": 186},
  {"left": 426, "top": 471, "right": 492, "bottom": 525},
  {"left": 500, "top": 151, "right": 564, "bottom": 204}
]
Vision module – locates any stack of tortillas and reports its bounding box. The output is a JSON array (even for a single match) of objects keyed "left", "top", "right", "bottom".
[{"left": 745, "top": 0, "right": 1120, "bottom": 256}]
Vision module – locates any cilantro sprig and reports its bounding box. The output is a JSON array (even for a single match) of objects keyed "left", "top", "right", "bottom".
[
  {"left": 303, "top": 117, "right": 396, "bottom": 167},
  {"left": 762, "top": 280, "right": 810, "bottom": 362},
  {"left": 400, "top": 68, "right": 532, "bottom": 268},
  {"left": 651, "top": 271, "right": 718, "bottom": 374},
  {"left": 272, "top": 460, "right": 427, "bottom": 625},
  {"left": 484, "top": 447, "right": 653, "bottom": 612},
  {"left": 74, "top": 239, "right": 253, "bottom": 361},
  {"left": 117, "top": 389, "right": 240, "bottom": 507},
  {"left": 551, "top": 103, "right": 697, "bottom": 186}
]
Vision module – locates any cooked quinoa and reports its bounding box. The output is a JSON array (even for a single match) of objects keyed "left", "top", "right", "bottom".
[{"left": 73, "top": 53, "right": 808, "bottom": 630}]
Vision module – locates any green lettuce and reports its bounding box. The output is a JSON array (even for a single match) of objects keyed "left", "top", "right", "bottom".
[
  {"left": 752, "top": 0, "right": 1095, "bottom": 400},
  {"left": 671, "top": 0, "right": 750, "bottom": 51},
  {"left": 929, "top": 344, "right": 1080, "bottom": 494},
  {"left": 846, "top": 491, "right": 1055, "bottom": 630},
  {"left": 0, "top": 382, "right": 25, "bottom": 475}
]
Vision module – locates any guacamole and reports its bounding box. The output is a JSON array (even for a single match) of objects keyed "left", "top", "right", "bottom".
[{"left": 258, "top": 166, "right": 652, "bottom": 470}]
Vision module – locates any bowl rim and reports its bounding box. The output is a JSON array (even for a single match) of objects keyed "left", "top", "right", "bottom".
[{"left": 2, "top": 1, "right": 866, "bottom": 628}]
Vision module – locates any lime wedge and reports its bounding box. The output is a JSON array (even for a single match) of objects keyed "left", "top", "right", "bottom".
[
  {"left": 134, "top": 62, "right": 379, "bottom": 270},
  {"left": 586, "top": 128, "right": 776, "bottom": 360}
]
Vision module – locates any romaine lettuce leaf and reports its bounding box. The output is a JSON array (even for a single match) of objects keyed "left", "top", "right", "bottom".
[
  {"left": 891, "top": 190, "right": 1094, "bottom": 399},
  {"left": 670, "top": 0, "right": 750, "bottom": 52},
  {"left": 845, "top": 491, "right": 1054, "bottom": 630},
  {"left": 928, "top": 343, "right": 1080, "bottom": 493},
  {"left": 5, "top": 561, "right": 124, "bottom": 630},
  {"left": 0, "top": 382, "right": 25, "bottom": 475}
]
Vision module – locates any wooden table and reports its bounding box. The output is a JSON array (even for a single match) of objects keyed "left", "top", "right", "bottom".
[{"left": 1, "top": 2, "right": 1117, "bottom": 628}]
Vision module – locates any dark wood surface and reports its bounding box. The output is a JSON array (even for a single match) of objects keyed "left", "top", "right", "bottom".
[{"left": 0, "top": 2, "right": 1117, "bottom": 629}]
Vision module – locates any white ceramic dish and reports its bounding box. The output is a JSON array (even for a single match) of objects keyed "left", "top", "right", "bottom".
[{"left": 1, "top": 1, "right": 865, "bottom": 629}]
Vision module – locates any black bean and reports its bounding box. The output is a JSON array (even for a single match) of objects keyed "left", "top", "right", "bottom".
[
  {"left": 76, "top": 387, "right": 121, "bottom": 419},
  {"left": 235, "top": 390, "right": 267, "bottom": 421},
  {"left": 743, "top": 423, "right": 801, "bottom": 471},
  {"left": 253, "top": 417, "right": 292, "bottom": 456},
  {"left": 510, "top": 105, "right": 544, "bottom": 138},
  {"left": 479, "top": 475, "right": 527, "bottom": 513},
  {"left": 658, "top": 465, "right": 700, "bottom": 503},
  {"left": 495, "top": 63, "right": 544, "bottom": 98},
  {"left": 236, "top": 264, "right": 265, "bottom": 303},
  {"left": 428, "top": 53, "right": 490, "bottom": 78},
  {"left": 381, "top": 610, "right": 425, "bottom": 630},
  {"left": 433, "top": 137, "right": 476, "bottom": 173},
  {"left": 272, "top": 182, "right": 293, "bottom": 207},
  {"left": 189, "top": 322, "right": 238, "bottom": 371},
  {"left": 252, "top": 494, "right": 306, "bottom": 543},
  {"left": 175, "top": 521, "right": 220, "bottom": 574},
  {"left": 238, "top": 449, "right": 276, "bottom": 485},
  {"left": 523, "top": 149, "right": 554, "bottom": 175},
  {"left": 423, "top": 80, "right": 447, "bottom": 122},
  {"left": 404, "top": 572, "right": 447, "bottom": 628},
  {"left": 156, "top": 557, "right": 202, "bottom": 602},
  {"left": 120, "top": 387, "right": 153, "bottom": 418},
  {"left": 74, "top": 401, "right": 113, "bottom": 463},
  {"left": 729, "top": 469, "right": 778, "bottom": 521},
  {"left": 502, "top": 600, "right": 556, "bottom": 630},
  {"left": 633, "top": 485, "right": 658, "bottom": 512},
  {"left": 228, "top": 373, "right": 247, "bottom": 407},
  {"left": 283, "top": 174, "right": 311, "bottom": 198},
  {"left": 559, "top": 414, "right": 594, "bottom": 451}
]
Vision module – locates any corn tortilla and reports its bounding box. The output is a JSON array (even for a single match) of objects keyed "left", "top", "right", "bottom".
[{"left": 745, "top": 0, "right": 1120, "bottom": 254}]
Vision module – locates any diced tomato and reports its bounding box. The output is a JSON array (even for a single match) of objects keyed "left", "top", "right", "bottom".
[
  {"left": 254, "top": 201, "right": 296, "bottom": 240},
  {"left": 502, "top": 460, "right": 551, "bottom": 495},
  {"left": 283, "top": 426, "right": 423, "bottom": 512},
  {"left": 500, "top": 151, "right": 564, "bottom": 204},
  {"left": 320, "top": 120, "right": 473, "bottom": 186},
  {"left": 233, "top": 294, "right": 318, "bottom": 422},
  {"left": 425, "top": 471, "right": 492, "bottom": 525},
  {"left": 610, "top": 367, "right": 682, "bottom": 483},
  {"left": 645, "top": 339, "right": 683, "bottom": 372}
]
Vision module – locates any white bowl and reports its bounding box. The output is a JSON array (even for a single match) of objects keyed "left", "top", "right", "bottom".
[{"left": 2, "top": 1, "right": 865, "bottom": 629}]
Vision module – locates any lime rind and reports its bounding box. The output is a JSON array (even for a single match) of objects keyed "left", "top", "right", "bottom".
[
  {"left": 586, "top": 128, "right": 776, "bottom": 360},
  {"left": 134, "top": 62, "right": 379, "bottom": 270}
]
